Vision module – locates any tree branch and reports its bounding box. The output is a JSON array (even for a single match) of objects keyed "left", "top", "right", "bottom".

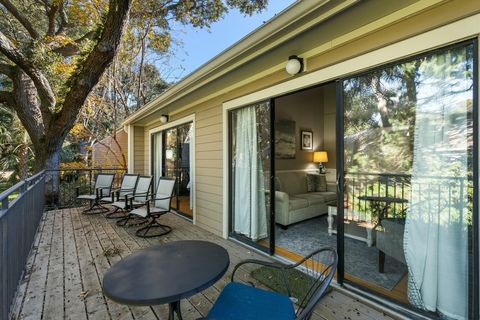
[
  {"left": 55, "top": 0, "right": 132, "bottom": 138},
  {"left": 53, "top": 31, "right": 96, "bottom": 56},
  {"left": 56, "top": 2, "right": 68, "bottom": 34},
  {"left": 46, "top": 1, "right": 60, "bottom": 36},
  {"left": 0, "top": 30, "right": 55, "bottom": 119},
  {"left": 0, "top": 0, "right": 40, "bottom": 39}
]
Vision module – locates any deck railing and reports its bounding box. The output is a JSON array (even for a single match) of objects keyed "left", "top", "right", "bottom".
[
  {"left": 345, "top": 172, "right": 472, "bottom": 222},
  {"left": 45, "top": 168, "right": 127, "bottom": 209},
  {"left": 0, "top": 170, "right": 45, "bottom": 320}
]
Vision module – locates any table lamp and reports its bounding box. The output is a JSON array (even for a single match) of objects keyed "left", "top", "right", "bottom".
[{"left": 313, "top": 151, "right": 328, "bottom": 174}]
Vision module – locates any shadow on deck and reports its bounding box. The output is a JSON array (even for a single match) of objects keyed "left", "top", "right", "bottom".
[{"left": 11, "top": 208, "right": 394, "bottom": 320}]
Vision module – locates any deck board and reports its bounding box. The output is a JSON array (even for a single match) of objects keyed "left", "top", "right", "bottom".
[{"left": 11, "top": 208, "right": 396, "bottom": 320}]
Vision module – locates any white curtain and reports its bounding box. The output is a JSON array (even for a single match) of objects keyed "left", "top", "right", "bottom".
[
  {"left": 233, "top": 106, "right": 268, "bottom": 241},
  {"left": 404, "top": 49, "right": 471, "bottom": 319}
]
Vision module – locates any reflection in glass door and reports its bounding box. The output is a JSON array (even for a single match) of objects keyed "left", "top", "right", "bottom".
[
  {"left": 152, "top": 122, "right": 193, "bottom": 218},
  {"left": 341, "top": 41, "right": 475, "bottom": 318},
  {"left": 229, "top": 100, "right": 273, "bottom": 253}
]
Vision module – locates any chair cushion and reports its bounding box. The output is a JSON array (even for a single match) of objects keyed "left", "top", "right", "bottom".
[
  {"left": 295, "top": 193, "right": 325, "bottom": 206},
  {"left": 100, "top": 197, "right": 113, "bottom": 203},
  {"left": 77, "top": 194, "right": 96, "bottom": 200},
  {"left": 207, "top": 282, "right": 295, "bottom": 320},
  {"left": 276, "top": 172, "right": 308, "bottom": 195},
  {"left": 288, "top": 197, "right": 309, "bottom": 210},
  {"left": 296, "top": 192, "right": 337, "bottom": 205},
  {"left": 130, "top": 206, "right": 168, "bottom": 218}
]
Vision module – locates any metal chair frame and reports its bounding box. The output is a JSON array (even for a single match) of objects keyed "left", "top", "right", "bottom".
[
  {"left": 115, "top": 176, "right": 153, "bottom": 227},
  {"left": 76, "top": 173, "right": 115, "bottom": 214},
  {"left": 223, "top": 247, "right": 338, "bottom": 320},
  {"left": 105, "top": 174, "right": 140, "bottom": 219},
  {"left": 134, "top": 177, "right": 176, "bottom": 238}
]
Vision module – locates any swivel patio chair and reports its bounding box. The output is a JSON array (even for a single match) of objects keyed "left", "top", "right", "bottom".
[
  {"left": 76, "top": 173, "right": 115, "bottom": 214},
  {"left": 129, "top": 177, "right": 176, "bottom": 238},
  {"left": 201, "top": 247, "right": 337, "bottom": 320},
  {"left": 104, "top": 174, "right": 139, "bottom": 219},
  {"left": 114, "top": 175, "right": 153, "bottom": 226}
]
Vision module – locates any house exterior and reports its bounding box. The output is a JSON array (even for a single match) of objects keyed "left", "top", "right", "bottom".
[
  {"left": 92, "top": 129, "right": 128, "bottom": 168},
  {"left": 124, "top": 1, "right": 480, "bottom": 319}
]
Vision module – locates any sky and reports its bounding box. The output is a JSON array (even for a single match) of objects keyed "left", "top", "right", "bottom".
[{"left": 166, "top": 0, "right": 297, "bottom": 82}]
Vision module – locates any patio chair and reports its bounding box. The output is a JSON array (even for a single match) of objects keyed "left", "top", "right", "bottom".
[
  {"left": 129, "top": 177, "right": 176, "bottom": 238},
  {"left": 114, "top": 175, "right": 153, "bottom": 225},
  {"left": 76, "top": 173, "right": 115, "bottom": 214},
  {"left": 104, "top": 174, "right": 139, "bottom": 219},
  {"left": 201, "top": 247, "right": 337, "bottom": 320}
]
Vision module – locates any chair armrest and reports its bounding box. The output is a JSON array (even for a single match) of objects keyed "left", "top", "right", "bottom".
[
  {"left": 95, "top": 187, "right": 108, "bottom": 198},
  {"left": 275, "top": 191, "right": 289, "bottom": 202},
  {"left": 326, "top": 182, "right": 336, "bottom": 193},
  {"left": 150, "top": 196, "right": 173, "bottom": 201}
]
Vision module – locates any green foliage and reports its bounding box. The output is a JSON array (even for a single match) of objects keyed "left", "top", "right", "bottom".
[
  {"left": 0, "top": 0, "right": 268, "bottom": 169},
  {"left": 0, "top": 106, "right": 34, "bottom": 182}
]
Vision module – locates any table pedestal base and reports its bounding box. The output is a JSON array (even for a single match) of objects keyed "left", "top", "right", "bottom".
[{"left": 169, "top": 300, "right": 183, "bottom": 320}]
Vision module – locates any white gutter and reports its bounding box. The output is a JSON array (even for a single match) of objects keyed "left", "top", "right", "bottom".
[{"left": 123, "top": 0, "right": 340, "bottom": 125}]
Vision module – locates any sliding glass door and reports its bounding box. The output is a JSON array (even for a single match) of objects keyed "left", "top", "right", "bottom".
[
  {"left": 229, "top": 100, "right": 274, "bottom": 253},
  {"left": 152, "top": 122, "right": 193, "bottom": 218},
  {"left": 341, "top": 41, "right": 476, "bottom": 318}
]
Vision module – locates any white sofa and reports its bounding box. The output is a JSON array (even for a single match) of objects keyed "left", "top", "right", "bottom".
[{"left": 275, "top": 171, "right": 337, "bottom": 228}]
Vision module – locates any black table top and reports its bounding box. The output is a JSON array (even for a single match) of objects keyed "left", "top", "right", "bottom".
[
  {"left": 357, "top": 195, "right": 408, "bottom": 203},
  {"left": 102, "top": 240, "right": 230, "bottom": 306}
]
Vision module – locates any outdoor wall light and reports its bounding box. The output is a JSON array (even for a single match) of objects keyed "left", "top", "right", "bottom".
[
  {"left": 285, "top": 55, "right": 304, "bottom": 76},
  {"left": 160, "top": 114, "right": 169, "bottom": 123}
]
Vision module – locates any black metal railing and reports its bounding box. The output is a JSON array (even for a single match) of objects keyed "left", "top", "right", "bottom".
[
  {"left": 45, "top": 168, "right": 127, "bottom": 209},
  {"left": 0, "top": 170, "right": 45, "bottom": 320},
  {"left": 345, "top": 172, "right": 472, "bottom": 222}
]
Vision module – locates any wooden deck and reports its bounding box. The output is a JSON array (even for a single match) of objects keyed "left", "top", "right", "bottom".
[{"left": 10, "top": 208, "right": 396, "bottom": 320}]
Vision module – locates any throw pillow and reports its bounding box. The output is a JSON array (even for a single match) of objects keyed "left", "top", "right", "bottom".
[
  {"left": 306, "top": 174, "right": 319, "bottom": 192},
  {"left": 317, "top": 174, "right": 327, "bottom": 192}
]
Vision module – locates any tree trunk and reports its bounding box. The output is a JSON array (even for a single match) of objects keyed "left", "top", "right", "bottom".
[{"left": 34, "top": 139, "right": 63, "bottom": 206}]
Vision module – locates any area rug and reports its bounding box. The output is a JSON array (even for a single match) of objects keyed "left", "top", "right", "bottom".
[{"left": 275, "top": 216, "right": 407, "bottom": 291}]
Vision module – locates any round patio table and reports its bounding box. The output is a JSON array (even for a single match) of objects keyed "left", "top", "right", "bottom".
[{"left": 102, "top": 240, "right": 230, "bottom": 320}]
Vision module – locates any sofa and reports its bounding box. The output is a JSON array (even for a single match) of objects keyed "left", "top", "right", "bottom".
[{"left": 275, "top": 171, "right": 337, "bottom": 228}]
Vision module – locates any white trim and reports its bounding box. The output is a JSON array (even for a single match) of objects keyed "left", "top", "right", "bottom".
[
  {"left": 147, "top": 114, "right": 197, "bottom": 224},
  {"left": 222, "top": 104, "right": 229, "bottom": 238},
  {"left": 222, "top": 13, "right": 480, "bottom": 240},
  {"left": 224, "top": 13, "right": 480, "bottom": 110},
  {"left": 127, "top": 125, "right": 134, "bottom": 174}
]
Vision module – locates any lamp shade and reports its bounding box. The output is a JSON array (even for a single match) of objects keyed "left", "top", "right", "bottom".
[{"left": 313, "top": 151, "right": 328, "bottom": 163}]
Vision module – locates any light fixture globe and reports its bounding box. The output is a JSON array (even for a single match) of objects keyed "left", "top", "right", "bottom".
[
  {"left": 160, "top": 115, "right": 169, "bottom": 123},
  {"left": 286, "top": 55, "right": 303, "bottom": 76}
]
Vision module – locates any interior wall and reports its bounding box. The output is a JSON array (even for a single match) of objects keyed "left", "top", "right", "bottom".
[
  {"left": 275, "top": 84, "right": 336, "bottom": 172},
  {"left": 323, "top": 82, "right": 336, "bottom": 170}
]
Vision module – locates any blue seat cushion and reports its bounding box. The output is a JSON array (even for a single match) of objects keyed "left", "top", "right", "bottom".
[{"left": 207, "top": 282, "right": 296, "bottom": 320}]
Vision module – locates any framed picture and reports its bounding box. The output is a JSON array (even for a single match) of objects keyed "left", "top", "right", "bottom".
[
  {"left": 275, "top": 120, "right": 296, "bottom": 159},
  {"left": 301, "top": 130, "right": 313, "bottom": 150}
]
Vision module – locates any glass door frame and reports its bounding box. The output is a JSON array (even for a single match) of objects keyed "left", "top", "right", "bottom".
[
  {"left": 335, "top": 39, "right": 479, "bottom": 319},
  {"left": 223, "top": 37, "right": 479, "bottom": 320},
  {"left": 227, "top": 99, "right": 276, "bottom": 255},
  {"left": 149, "top": 115, "right": 196, "bottom": 221}
]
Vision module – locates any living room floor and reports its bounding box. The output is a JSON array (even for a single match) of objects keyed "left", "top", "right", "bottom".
[{"left": 274, "top": 215, "right": 409, "bottom": 304}]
